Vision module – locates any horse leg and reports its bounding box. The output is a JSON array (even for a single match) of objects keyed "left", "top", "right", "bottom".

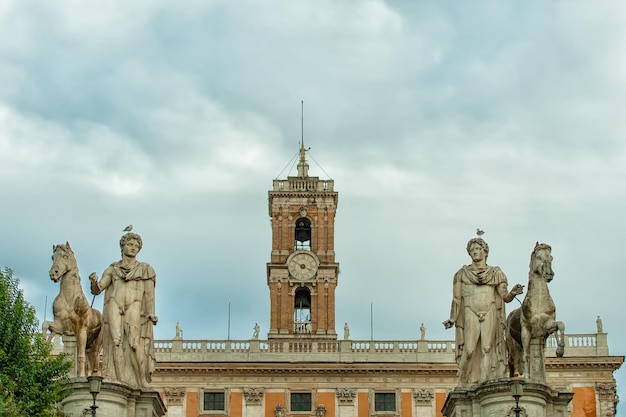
[
  {"left": 43, "top": 320, "right": 63, "bottom": 342},
  {"left": 545, "top": 319, "right": 565, "bottom": 357},
  {"left": 520, "top": 322, "right": 531, "bottom": 378},
  {"left": 42, "top": 320, "right": 52, "bottom": 339},
  {"left": 555, "top": 321, "right": 565, "bottom": 357},
  {"left": 506, "top": 309, "right": 524, "bottom": 377},
  {"left": 86, "top": 310, "right": 103, "bottom": 375},
  {"left": 76, "top": 325, "right": 88, "bottom": 377}
]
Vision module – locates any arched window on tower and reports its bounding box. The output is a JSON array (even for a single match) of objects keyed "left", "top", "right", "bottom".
[
  {"left": 294, "top": 218, "right": 311, "bottom": 250},
  {"left": 294, "top": 289, "right": 311, "bottom": 334}
]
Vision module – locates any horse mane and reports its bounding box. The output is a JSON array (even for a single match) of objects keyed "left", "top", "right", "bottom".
[
  {"left": 53, "top": 241, "right": 75, "bottom": 255},
  {"left": 532, "top": 242, "right": 552, "bottom": 254}
]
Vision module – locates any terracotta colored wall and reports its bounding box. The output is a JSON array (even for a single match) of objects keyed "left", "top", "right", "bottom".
[
  {"left": 401, "top": 392, "right": 412, "bottom": 417},
  {"left": 230, "top": 391, "right": 242, "bottom": 417},
  {"left": 571, "top": 387, "right": 596, "bottom": 417},
  {"left": 265, "top": 392, "right": 285, "bottom": 417},
  {"left": 435, "top": 392, "right": 446, "bottom": 417},
  {"left": 358, "top": 392, "right": 369, "bottom": 417},
  {"left": 186, "top": 391, "right": 198, "bottom": 417},
  {"left": 318, "top": 392, "right": 335, "bottom": 417}
]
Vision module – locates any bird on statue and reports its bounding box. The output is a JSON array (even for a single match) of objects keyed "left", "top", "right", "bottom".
[
  {"left": 476, "top": 228, "right": 484, "bottom": 236},
  {"left": 123, "top": 224, "right": 133, "bottom": 232}
]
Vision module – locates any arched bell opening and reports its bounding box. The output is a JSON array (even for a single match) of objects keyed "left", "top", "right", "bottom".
[
  {"left": 294, "top": 288, "right": 311, "bottom": 334},
  {"left": 294, "top": 217, "right": 311, "bottom": 250}
]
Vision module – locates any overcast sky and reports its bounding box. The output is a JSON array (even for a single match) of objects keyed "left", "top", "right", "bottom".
[{"left": 1, "top": 0, "right": 624, "bottom": 411}]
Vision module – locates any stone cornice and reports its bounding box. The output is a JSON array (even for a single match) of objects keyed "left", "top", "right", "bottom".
[
  {"left": 152, "top": 357, "right": 624, "bottom": 387},
  {"left": 154, "top": 362, "right": 458, "bottom": 377},
  {"left": 545, "top": 356, "right": 624, "bottom": 371}
]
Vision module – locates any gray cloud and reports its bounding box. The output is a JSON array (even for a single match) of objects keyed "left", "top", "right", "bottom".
[{"left": 1, "top": 0, "right": 624, "bottom": 411}]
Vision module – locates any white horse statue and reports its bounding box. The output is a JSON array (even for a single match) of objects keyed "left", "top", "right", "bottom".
[
  {"left": 506, "top": 242, "right": 565, "bottom": 381},
  {"left": 42, "top": 242, "right": 103, "bottom": 377}
]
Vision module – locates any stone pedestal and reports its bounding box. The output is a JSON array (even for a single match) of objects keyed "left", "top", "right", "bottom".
[
  {"left": 442, "top": 379, "right": 572, "bottom": 417},
  {"left": 62, "top": 378, "right": 167, "bottom": 417}
]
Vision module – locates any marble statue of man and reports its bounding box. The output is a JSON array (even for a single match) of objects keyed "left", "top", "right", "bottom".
[
  {"left": 90, "top": 232, "right": 158, "bottom": 387},
  {"left": 443, "top": 237, "right": 523, "bottom": 386}
]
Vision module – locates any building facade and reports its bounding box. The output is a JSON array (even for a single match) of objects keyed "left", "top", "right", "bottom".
[{"left": 150, "top": 144, "right": 622, "bottom": 417}]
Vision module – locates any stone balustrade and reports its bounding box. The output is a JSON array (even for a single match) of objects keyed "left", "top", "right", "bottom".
[
  {"left": 153, "top": 332, "right": 608, "bottom": 363},
  {"left": 273, "top": 178, "right": 334, "bottom": 192}
]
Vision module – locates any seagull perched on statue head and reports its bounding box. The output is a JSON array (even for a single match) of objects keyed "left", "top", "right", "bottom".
[
  {"left": 123, "top": 224, "right": 133, "bottom": 232},
  {"left": 476, "top": 228, "right": 484, "bottom": 237}
]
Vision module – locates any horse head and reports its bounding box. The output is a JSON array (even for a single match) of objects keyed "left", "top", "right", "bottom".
[
  {"left": 49, "top": 241, "right": 77, "bottom": 282},
  {"left": 530, "top": 242, "right": 554, "bottom": 282}
]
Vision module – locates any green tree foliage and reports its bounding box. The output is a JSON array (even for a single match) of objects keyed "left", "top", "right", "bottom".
[{"left": 0, "top": 267, "right": 72, "bottom": 417}]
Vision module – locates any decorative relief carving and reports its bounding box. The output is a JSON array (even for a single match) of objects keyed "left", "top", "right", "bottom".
[
  {"left": 243, "top": 388, "right": 264, "bottom": 404},
  {"left": 164, "top": 388, "right": 185, "bottom": 405},
  {"left": 336, "top": 388, "right": 356, "bottom": 404},
  {"left": 597, "top": 382, "right": 619, "bottom": 416},
  {"left": 413, "top": 388, "right": 434, "bottom": 404},
  {"left": 597, "top": 382, "right": 617, "bottom": 400},
  {"left": 274, "top": 403, "right": 286, "bottom": 417}
]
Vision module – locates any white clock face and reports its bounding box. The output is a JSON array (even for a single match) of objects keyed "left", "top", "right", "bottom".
[{"left": 288, "top": 252, "right": 318, "bottom": 280}]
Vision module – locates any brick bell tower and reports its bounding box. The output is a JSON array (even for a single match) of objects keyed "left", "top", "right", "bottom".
[{"left": 267, "top": 141, "right": 339, "bottom": 340}]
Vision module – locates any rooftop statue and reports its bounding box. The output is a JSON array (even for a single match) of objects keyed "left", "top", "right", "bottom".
[
  {"left": 42, "top": 242, "right": 103, "bottom": 377},
  {"left": 506, "top": 242, "right": 564, "bottom": 382},
  {"left": 443, "top": 237, "right": 524, "bottom": 386},
  {"left": 90, "top": 232, "right": 158, "bottom": 387}
]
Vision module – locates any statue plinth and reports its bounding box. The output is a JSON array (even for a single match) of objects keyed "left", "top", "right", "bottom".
[
  {"left": 62, "top": 378, "right": 167, "bottom": 417},
  {"left": 442, "top": 379, "right": 572, "bottom": 417}
]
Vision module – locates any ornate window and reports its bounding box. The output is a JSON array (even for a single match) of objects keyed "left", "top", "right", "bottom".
[{"left": 290, "top": 392, "right": 312, "bottom": 412}]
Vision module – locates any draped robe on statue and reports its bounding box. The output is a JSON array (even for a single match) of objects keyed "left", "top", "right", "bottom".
[
  {"left": 93, "top": 261, "right": 157, "bottom": 387},
  {"left": 448, "top": 265, "right": 509, "bottom": 385}
]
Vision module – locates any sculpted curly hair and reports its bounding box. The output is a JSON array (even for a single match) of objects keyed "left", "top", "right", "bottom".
[
  {"left": 466, "top": 237, "right": 489, "bottom": 259},
  {"left": 120, "top": 232, "right": 143, "bottom": 253}
]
